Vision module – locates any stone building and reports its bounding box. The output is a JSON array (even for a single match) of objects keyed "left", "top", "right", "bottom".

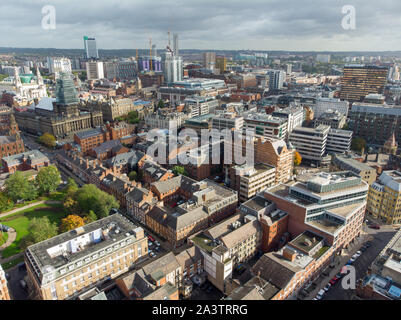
[{"left": 14, "top": 73, "right": 103, "bottom": 138}]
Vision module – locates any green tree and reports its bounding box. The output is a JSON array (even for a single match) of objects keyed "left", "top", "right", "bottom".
[
  {"left": 35, "top": 165, "right": 61, "bottom": 195},
  {"left": 83, "top": 210, "right": 98, "bottom": 223},
  {"left": 128, "top": 171, "right": 137, "bottom": 181},
  {"left": 0, "top": 192, "right": 14, "bottom": 212},
  {"left": 20, "top": 217, "right": 58, "bottom": 249},
  {"left": 64, "top": 178, "right": 78, "bottom": 197},
  {"left": 351, "top": 137, "right": 366, "bottom": 152},
  {"left": 74, "top": 184, "right": 119, "bottom": 219},
  {"left": 38, "top": 132, "right": 56, "bottom": 148},
  {"left": 5, "top": 171, "right": 37, "bottom": 202},
  {"left": 172, "top": 166, "right": 186, "bottom": 176},
  {"left": 156, "top": 99, "right": 165, "bottom": 110}
]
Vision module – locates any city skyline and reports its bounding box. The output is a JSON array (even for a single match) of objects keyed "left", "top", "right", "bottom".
[{"left": 1, "top": 0, "right": 401, "bottom": 51}]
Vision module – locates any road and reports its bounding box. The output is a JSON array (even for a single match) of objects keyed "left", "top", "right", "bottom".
[
  {"left": 322, "top": 224, "right": 396, "bottom": 300},
  {"left": 6, "top": 265, "right": 30, "bottom": 300}
]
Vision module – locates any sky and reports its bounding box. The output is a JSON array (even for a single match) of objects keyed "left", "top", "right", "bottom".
[{"left": 0, "top": 0, "right": 400, "bottom": 51}]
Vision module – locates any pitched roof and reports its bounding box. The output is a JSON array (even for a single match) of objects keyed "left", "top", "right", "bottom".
[
  {"left": 251, "top": 253, "right": 301, "bottom": 289},
  {"left": 142, "top": 252, "right": 180, "bottom": 281}
]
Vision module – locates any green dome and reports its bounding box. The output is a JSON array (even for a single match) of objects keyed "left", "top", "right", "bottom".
[{"left": 19, "top": 74, "right": 34, "bottom": 83}]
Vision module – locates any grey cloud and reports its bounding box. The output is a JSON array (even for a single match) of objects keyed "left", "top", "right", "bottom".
[{"left": 0, "top": 0, "right": 400, "bottom": 51}]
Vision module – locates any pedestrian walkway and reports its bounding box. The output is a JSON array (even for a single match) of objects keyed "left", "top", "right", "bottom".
[
  {"left": 0, "top": 200, "right": 61, "bottom": 220},
  {"left": 0, "top": 228, "right": 16, "bottom": 251}
]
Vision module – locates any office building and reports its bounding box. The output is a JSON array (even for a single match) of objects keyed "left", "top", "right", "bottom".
[
  {"left": 86, "top": 61, "right": 104, "bottom": 80},
  {"left": 331, "top": 154, "right": 377, "bottom": 185},
  {"left": 267, "top": 70, "right": 285, "bottom": 90},
  {"left": 289, "top": 125, "right": 330, "bottom": 165},
  {"left": 203, "top": 52, "right": 216, "bottom": 71},
  {"left": 312, "top": 110, "right": 347, "bottom": 129},
  {"left": 25, "top": 214, "right": 148, "bottom": 300},
  {"left": 47, "top": 57, "right": 72, "bottom": 74},
  {"left": 212, "top": 113, "right": 244, "bottom": 131},
  {"left": 244, "top": 113, "right": 288, "bottom": 140},
  {"left": 164, "top": 51, "right": 183, "bottom": 84},
  {"left": 349, "top": 102, "right": 401, "bottom": 146},
  {"left": 184, "top": 95, "right": 218, "bottom": 118},
  {"left": 190, "top": 213, "right": 261, "bottom": 292},
  {"left": 264, "top": 171, "right": 368, "bottom": 251},
  {"left": 216, "top": 57, "right": 227, "bottom": 73},
  {"left": 272, "top": 106, "right": 304, "bottom": 137},
  {"left": 229, "top": 163, "right": 276, "bottom": 202},
  {"left": 340, "top": 64, "right": 388, "bottom": 102},
  {"left": 84, "top": 36, "right": 99, "bottom": 59},
  {"left": 326, "top": 129, "right": 352, "bottom": 154},
  {"left": 312, "top": 98, "right": 349, "bottom": 118},
  {"left": 367, "top": 171, "right": 401, "bottom": 224}
]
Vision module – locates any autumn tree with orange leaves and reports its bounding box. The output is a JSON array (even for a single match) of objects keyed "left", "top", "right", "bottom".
[{"left": 60, "top": 215, "right": 85, "bottom": 233}]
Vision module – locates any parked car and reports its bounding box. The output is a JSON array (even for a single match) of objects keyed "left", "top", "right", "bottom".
[
  {"left": 155, "top": 241, "right": 160, "bottom": 246},
  {"left": 336, "top": 272, "right": 343, "bottom": 279},
  {"left": 148, "top": 235, "right": 155, "bottom": 242},
  {"left": 323, "top": 283, "right": 331, "bottom": 292},
  {"left": 352, "top": 254, "right": 359, "bottom": 260},
  {"left": 19, "top": 279, "right": 27, "bottom": 290},
  {"left": 329, "top": 277, "right": 339, "bottom": 285},
  {"left": 316, "top": 289, "right": 325, "bottom": 299},
  {"left": 356, "top": 250, "right": 362, "bottom": 256},
  {"left": 360, "top": 246, "right": 367, "bottom": 252},
  {"left": 369, "top": 224, "right": 380, "bottom": 230},
  {"left": 206, "top": 285, "right": 213, "bottom": 293},
  {"left": 365, "top": 241, "right": 372, "bottom": 248},
  {"left": 350, "top": 256, "right": 357, "bottom": 262}
]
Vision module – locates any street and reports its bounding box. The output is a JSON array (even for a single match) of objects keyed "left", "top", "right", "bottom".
[
  {"left": 322, "top": 225, "right": 396, "bottom": 300},
  {"left": 6, "top": 266, "right": 29, "bottom": 300}
]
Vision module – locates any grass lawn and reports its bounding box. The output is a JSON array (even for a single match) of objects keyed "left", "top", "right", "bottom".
[
  {"left": 1, "top": 191, "right": 65, "bottom": 214},
  {"left": 0, "top": 202, "right": 65, "bottom": 258},
  {"left": 0, "top": 232, "right": 8, "bottom": 246}
]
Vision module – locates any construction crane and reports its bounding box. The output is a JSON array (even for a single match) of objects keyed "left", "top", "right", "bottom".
[{"left": 149, "top": 37, "right": 152, "bottom": 72}]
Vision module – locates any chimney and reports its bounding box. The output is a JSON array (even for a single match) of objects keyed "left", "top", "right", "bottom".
[{"left": 283, "top": 247, "right": 297, "bottom": 262}]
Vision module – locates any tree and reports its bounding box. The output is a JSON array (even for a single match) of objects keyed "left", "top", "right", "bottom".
[
  {"left": 74, "top": 184, "right": 119, "bottom": 219},
  {"left": 38, "top": 132, "right": 56, "bottom": 148},
  {"left": 60, "top": 215, "right": 85, "bottom": 233},
  {"left": 35, "top": 166, "right": 61, "bottom": 195},
  {"left": 156, "top": 99, "right": 165, "bottom": 110},
  {"left": 63, "top": 196, "right": 80, "bottom": 214},
  {"left": 128, "top": 171, "right": 137, "bottom": 181},
  {"left": 20, "top": 217, "right": 58, "bottom": 249},
  {"left": 294, "top": 151, "right": 302, "bottom": 166},
  {"left": 83, "top": 210, "right": 98, "bottom": 224},
  {"left": 351, "top": 137, "right": 366, "bottom": 152},
  {"left": 5, "top": 171, "right": 37, "bottom": 202},
  {"left": 172, "top": 166, "right": 186, "bottom": 176},
  {"left": 64, "top": 178, "right": 78, "bottom": 197},
  {"left": 0, "top": 192, "right": 13, "bottom": 212}
]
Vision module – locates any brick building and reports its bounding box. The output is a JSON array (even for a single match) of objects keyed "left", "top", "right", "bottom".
[{"left": 2, "top": 150, "right": 50, "bottom": 174}]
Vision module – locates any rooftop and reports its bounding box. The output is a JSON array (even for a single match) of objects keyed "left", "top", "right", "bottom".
[
  {"left": 26, "top": 214, "right": 142, "bottom": 274},
  {"left": 289, "top": 230, "right": 324, "bottom": 254}
]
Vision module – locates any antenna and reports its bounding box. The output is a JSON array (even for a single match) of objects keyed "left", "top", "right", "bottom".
[{"left": 168, "top": 30, "right": 171, "bottom": 48}]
